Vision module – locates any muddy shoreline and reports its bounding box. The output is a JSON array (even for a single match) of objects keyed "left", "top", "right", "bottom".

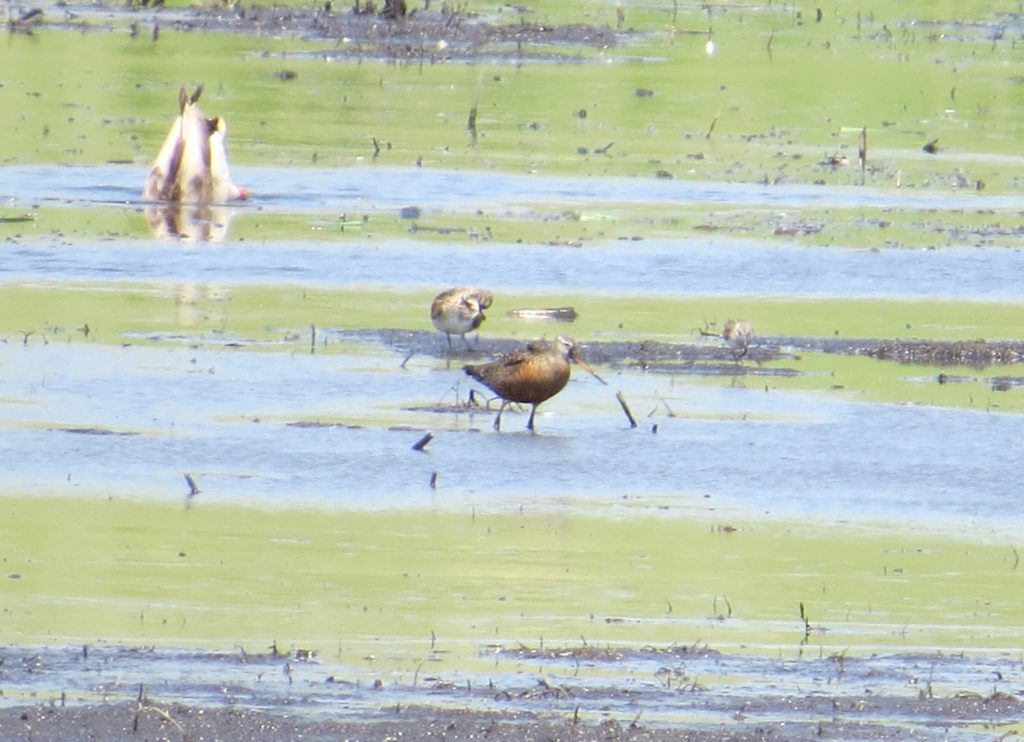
[
  {"left": 0, "top": 701, "right": 896, "bottom": 742},
  {"left": 12, "top": 1, "right": 624, "bottom": 63},
  {"left": 0, "top": 663, "right": 1019, "bottom": 736},
  {"left": 2, "top": 642, "right": 1021, "bottom": 742},
  {"left": 339, "top": 327, "right": 1024, "bottom": 373}
]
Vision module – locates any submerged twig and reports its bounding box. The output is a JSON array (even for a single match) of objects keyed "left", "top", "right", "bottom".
[
  {"left": 412, "top": 432, "right": 433, "bottom": 451},
  {"left": 799, "top": 602, "right": 815, "bottom": 644},
  {"left": 713, "top": 594, "right": 732, "bottom": 619},
  {"left": 705, "top": 113, "right": 718, "bottom": 140},
  {"left": 132, "top": 682, "right": 185, "bottom": 735},
  {"left": 658, "top": 397, "right": 678, "bottom": 418},
  {"left": 858, "top": 126, "right": 867, "bottom": 183},
  {"left": 616, "top": 391, "right": 638, "bottom": 428}
]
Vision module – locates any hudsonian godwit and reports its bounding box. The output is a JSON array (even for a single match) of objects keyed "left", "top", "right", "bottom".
[{"left": 464, "top": 335, "right": 606, "bottom": 431}]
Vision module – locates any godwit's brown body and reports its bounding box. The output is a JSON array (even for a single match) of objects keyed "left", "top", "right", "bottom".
[
  {"left": 464, "top": 335, "right": 605, "bottom": 431},
  {"left": 143, "top": 85, "right": 249, "bottom": 204},
  {"left": 722, "top": 319, "right": 755, "bottom": 360},
  {"left": 431, "top": 286, "right": 493, "bottom": 350}
]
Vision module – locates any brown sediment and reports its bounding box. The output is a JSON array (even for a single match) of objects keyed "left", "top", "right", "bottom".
[
  {"left": 25, "top": 3, "right": 621, "bottom": 63},
  {"left": 0, "top": 647, "right": 1019, "bottom": 742},
  {"left": 862, "top": 339, "right": 1023, "bottom": 368},
  {"left": 335, "top": 328, "right": 1024, "bottom": 373}
]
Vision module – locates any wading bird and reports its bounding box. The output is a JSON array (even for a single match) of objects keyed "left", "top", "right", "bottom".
[
  {"left": 143, "top": 85, "right": 249, "bottom": 204},
  {"left": 722, "top": 319, "right": 755, "bottom": 360},
  {"left": 431, "top": 286, "right": 493, "bottom": 350},
  {"left": 464, "top": 335, "right": 607, "bottom": 431}
]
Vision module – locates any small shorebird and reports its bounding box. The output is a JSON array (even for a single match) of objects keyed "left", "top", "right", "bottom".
[
  {"left": 143, "top": 85, "right": 249, "bottom": 204},
  {"left": 431, "top": 286, "right": 493, "bottom": 350},
  {"left": 722, "top": 319, "right": 755, "bottom": 360},
  {"left": 464, "top": 335, "right": 607, "bottom": 431}
]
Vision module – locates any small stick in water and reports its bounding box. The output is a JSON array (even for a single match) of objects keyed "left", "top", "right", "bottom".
[
  {"left": 659, "top": 397, "right": 678, "bottom": 418},
  {"left": 616, "top": 391, "right": 638, "bottom": 429},
  {"left": 858, "top": 126, "right": 867, "bottom": 182},
  {"left": 184, "top": 474, "right": 200, "bottom": 509},
  {"left": 412, "top": 433, "right": 433, "bottom": 452},
  {"left": 429, "top": 472, "right": 438, "bottom": 489},
  {"left": 705, "top": 114, "right": 719, "bottom": 140}
]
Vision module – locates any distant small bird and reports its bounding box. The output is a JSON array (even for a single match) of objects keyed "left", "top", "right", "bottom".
[
  {"left": 464, "top": 335, "right": 607, "bottom": 431},
  {"left": 722, "top": 320, "right": 755, "bottom": 360},
  {"left": 430, "top": 286, "right": 493, "bottom": 350},
  {"left": 143, "top": 85, "right": 249, "bottom": 204}
]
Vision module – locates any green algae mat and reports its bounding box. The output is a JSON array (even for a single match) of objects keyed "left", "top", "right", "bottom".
[{"left": 2, "top": 495, "right": 1021, "bottom": 664}]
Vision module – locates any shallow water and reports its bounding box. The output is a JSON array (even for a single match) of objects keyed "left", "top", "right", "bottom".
[
  {"left": 0, "top": 335, "right": 1021, "bottom": 534},
  {"left": 4, "top": 164, "right": 1024, "bottom": 300},
  {"left": 6, "top": 162, "right": 1024, "bottom": 212},
  {"left": 0, "top": 643, "right": 1020, "bottom": 737}
]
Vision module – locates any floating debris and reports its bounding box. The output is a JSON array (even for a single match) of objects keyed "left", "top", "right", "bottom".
[
  {"left": 286, "top": 420, "right": 363, "bottom": 429},
  {"left": 506, "top": 307, "right": 578, "bottom": 323},
  {"left": 53, "top": 427, "right": 139, "bottom": 436}
]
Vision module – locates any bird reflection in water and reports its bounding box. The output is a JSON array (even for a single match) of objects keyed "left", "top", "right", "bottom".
[{"left": 143, "top": 202, "right": 239, "bottom": 243}]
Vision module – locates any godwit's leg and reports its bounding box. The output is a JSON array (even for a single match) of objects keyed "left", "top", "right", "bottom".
[
  {"left": 461, "top": 333, "right": 473, "bottom": 350},
  {"left": 526, "top": 404, "right": 538, "bottom": 431},
  {"left": 493, "top": 401, "right": 508, "bottom": 431}
]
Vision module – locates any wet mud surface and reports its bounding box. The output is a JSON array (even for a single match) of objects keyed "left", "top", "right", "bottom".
[
  {"left": 0, "top": 644, "right": 1021, "bottom": 741},
  {"left": 339, "top": 326, "right": 1024, "bottom": 376},
  {"left": 15, "top": 1, "right": 621, "bottom": 63}
]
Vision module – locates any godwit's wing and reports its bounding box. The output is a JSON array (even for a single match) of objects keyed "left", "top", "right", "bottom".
[
  {"left": 176, "top": 95, "right": 214, "bottom": 203},
  {"left": 142, "top": 88, "right": 190, "bottom": 201}
]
